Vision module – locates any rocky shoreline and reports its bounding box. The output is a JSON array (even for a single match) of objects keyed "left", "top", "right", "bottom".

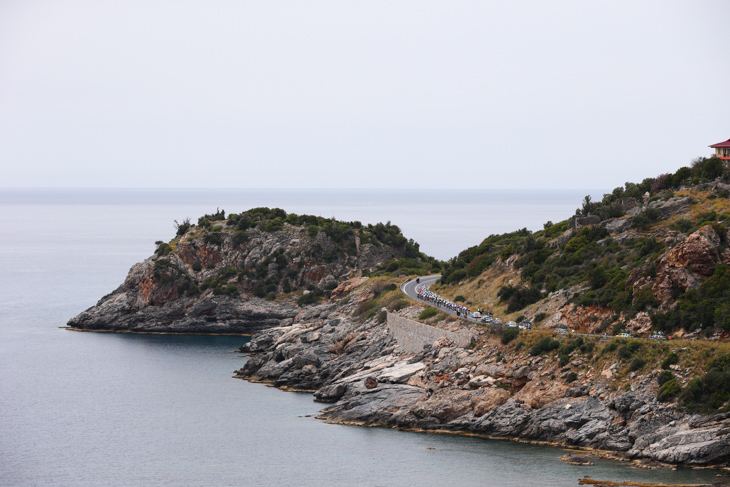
[{"left": 235, "top": 281, "right": 730, "bottom": 469}]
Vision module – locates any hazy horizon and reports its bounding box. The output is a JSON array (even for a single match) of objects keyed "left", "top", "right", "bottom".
[{"left": 2, "top": 1, "right": 728, "bottom": 190}]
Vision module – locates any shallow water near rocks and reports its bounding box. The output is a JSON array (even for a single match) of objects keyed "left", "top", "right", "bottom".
[{"left": 0, "top": 189, "right": 724, "bottom": 486}]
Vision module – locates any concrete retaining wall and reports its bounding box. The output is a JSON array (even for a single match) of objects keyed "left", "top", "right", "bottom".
[{"left": 387, "top": 312, "right": 473, "bottom": 354}]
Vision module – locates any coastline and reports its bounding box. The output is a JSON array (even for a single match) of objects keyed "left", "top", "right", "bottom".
[
  {"left": 63, "top": 326, "right": 254, "bottom": 337},
  {"left": 234, "top": 287, "right": 730, "bottom": 470}
]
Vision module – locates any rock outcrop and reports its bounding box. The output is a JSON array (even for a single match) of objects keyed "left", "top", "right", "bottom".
[
  {"left": 68, "top": 211, "right": 412, "bottom": 334},
  {"left": 235, "top": 282, "right": 730, "bottom": 467},
  {"left": 652, "top": 226, "right": 722, "bottom": 308}
]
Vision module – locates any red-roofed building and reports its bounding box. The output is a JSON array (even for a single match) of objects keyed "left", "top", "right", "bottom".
[{"left": 710, "top": 137, "right": 730, "bottom": 164}]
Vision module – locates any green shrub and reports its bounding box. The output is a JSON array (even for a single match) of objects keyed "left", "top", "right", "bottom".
[
  {"left": 497, "top": 285, "right": 543, "bottom": 312},
  {"left": 566, "top": 372, "right": 578, "bottom": 383},
  {"left": 617, "top": 346, "right": 632, "bottom": 360},
  {"left": 657, "top": 378, "right": 681, "bottom": 402},
  {"left": 200, "top": 278, "right": 218, "bottom": 291},
  {"left": 213, "top": 284, "right": 239, "bottom": 296},
  {"left": 604, "top": 341, "right": 618, "bottom": 353},
  {"left": 530, "top": 337, "right": 560, "bottom": 356},
  {"left": 501, "top": 327, "right": 520, "bottom": 345},
  {"left": 629, "top": 357, "right": 646, "bottom": 371},
  {"left": 499, "top": 245, "right": 515, "bottom": 260},
  {"left": 203, "top": 233, "right": 223, "bottom": 246},
  {"left": 678, "top": 354, "right": 730, "bottom": 413},
  {"left": 672, "top": 218, "right": 693, "bottom": 233},
  {"left": 657, "top": 370, "right": 675, "bottom": 387},
  {"left": 155, "top": 242, "right": 172, "bottom": 256},
  {"left": 454, "top": 295, "right": 466, "bottom": 303},
  {"left": 535, "top": 312, "right": 547, "bottom": 322},
  {"left": 418, "top": 307, "right": 439, "bottom": 320},
  {"left": 559, "top": 354, "right": 570, "bottom": 367},
  {"left": 627, "top": 340, "right": 641, "bottom": 353},
  {"left": 297, "top": 292, "right": 318, "bottom": 306},
  {"left": 232, "top": 231, "right": 249, "bottom": 245},
  {"left": 192, "top": 262, "right": 202, "bottom": 272},
  {"left": 611, "top": 322, "right": 624, "bottom": 335},
  {"left": 174, "top": 218, "right": 192, "bottom": 236},
  {"left": 662, "top": 352, "right": 679, "bottom": 370},
  {"left": 220, "top": 266, "right": 237, "bottom": 278}
]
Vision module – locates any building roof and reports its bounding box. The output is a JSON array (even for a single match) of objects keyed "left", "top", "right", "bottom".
[{"left": 710, "top": 138, "right": 730, "bottom": 148}]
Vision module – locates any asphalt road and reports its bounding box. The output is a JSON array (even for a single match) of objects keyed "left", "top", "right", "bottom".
[
  {"left": 401, "top": 274, "right": 491, "bottom": 325},
  {"left": 401, "top": 274, "right": 441, "bottom": 300}
]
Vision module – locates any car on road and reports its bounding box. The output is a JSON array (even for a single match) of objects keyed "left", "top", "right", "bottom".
[
  {"left": 650, "top": 331, "right": 668, "bottom": 340},
  {"left": 519, "top": 321, "right": 532, "bottom": 331},
  {"left": 555, "top": 325, "right": 568, "bottom": 335},
  {"left": 506, "top": 321, "right": 518, "bottom": 328}
]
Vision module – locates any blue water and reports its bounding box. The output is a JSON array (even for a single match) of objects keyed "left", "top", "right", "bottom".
[{"left": 0, "top": 189, "right": 723, "bottom": 486}]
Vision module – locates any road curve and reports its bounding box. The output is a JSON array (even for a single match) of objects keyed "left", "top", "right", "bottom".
[
  {"left": 401, "top": 275, "right": 487, "bottom": 325},
  {"left": 400, "top": 276, "right": 656, "bottom": 340},
  {"left": 401, "top": 274, "right": 441, "bottom": 300}
]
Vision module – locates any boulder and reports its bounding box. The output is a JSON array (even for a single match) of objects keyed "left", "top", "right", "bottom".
[
  {"left": 652, "top": 226, "right": 721, "bottom": 307},
  {"left": 331, "top": 277, "right": 368, "bottom": 300}
]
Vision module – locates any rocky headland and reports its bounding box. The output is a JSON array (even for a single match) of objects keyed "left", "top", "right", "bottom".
[{"left": 68, "top": 208, "right": 432, "bottom": 334}]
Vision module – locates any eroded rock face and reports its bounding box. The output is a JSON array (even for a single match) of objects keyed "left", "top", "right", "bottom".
[
  {"left": 662, "top": 225, "right": 720, "bottom": 276},
  {"left": 331, "top": 277, "right": 369, "bottom": 300},
  {"left": 68, "top": 222, "right": 406, "bottom": 334},
  {"left": 68, "top": 257, "right": 298, "bottom": 334},
  {"left": 652, "top": 226, "right": 721, "bottom": 307}
]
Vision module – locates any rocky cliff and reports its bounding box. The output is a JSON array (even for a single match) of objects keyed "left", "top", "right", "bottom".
[
  {"left": 68, "top": 208, "right": 428, "bottom": 334},
  {"left": 236, "top": 278, "right": 730, "bottom": 468}
]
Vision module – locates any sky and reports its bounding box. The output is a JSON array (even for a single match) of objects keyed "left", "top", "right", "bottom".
[{"left": 1, "top": 1, "right": 728, "bottom": 190}]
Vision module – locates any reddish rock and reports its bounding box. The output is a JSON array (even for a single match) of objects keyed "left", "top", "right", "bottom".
[
  {"left": 661, "top": 225, "right": 720, "bottom": 276},
  {"left": 652, "top": 226, "right": 721, "bottom": 307},
  {"left": 331, "top": 277, "right": 368, "bottom": 300},
  {"left": 364, "top": 376, "right": 378, "bottom": 389}
]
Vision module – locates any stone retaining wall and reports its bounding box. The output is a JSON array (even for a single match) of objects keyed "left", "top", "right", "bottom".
[{"left": 387, "top": 312, "right": 474, "bottom": 353}]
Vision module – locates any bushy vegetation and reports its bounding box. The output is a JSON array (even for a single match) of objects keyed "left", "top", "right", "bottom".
[
  {"left": 678, "top": 354, "right": 730, "bottom": 414},
  {"left": 418, "top": 307, "right": 439, "bottom": 320},
  {"left": 653, "top": 263, "right": 730, "bottom": 334},
  {"left": 530, "top": 337, "right": 561, "bottom": 356},
  {"left": 151, "top": 206, "right": 438, "bottom": 304},
  {"left": 433, "top": 156, "right": 730, "bottom": 330},
  {"left": 501, "top": 327, "right": 520, "bottom": 345}
]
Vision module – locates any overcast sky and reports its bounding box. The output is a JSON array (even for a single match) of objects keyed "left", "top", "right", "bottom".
[{"left": 1, "top": 1, "right": 728, "bottom": 189}]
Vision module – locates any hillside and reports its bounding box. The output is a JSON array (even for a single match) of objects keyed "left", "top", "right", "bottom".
[
  {"left": 67, "top": 207, "right": 435, "bottom": 334},
  {"left": 435, "top": 156, "right": 730, "bottom": 341}
]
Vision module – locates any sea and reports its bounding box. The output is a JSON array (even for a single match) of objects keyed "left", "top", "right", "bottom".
[{"left": 0, "top": 188, "right": 723, "bottom": 487}]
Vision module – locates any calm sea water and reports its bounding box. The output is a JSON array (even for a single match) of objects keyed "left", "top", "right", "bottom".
[{"left": 0, "top": 188, "right": 723, "bottom": 486}]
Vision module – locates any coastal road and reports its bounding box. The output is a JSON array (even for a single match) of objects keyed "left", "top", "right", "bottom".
[
  {"left": 401, "top": 276, "right": 622, "bottom": 339},
  {"left": 400, "top": 276, "right": 658, "bottom": 340},
  {"left": 401, "top": 275, "right": 490, "bottom": 326},
  {"left": 401, "top": 274, "right": 441, "bottom": 300}
]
